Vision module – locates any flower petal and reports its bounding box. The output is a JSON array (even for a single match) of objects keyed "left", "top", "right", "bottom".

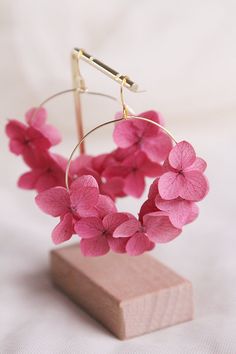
[
  {"left": 158, "top": 171, "right": 185, "bottom": 200},
  {"left": 75, "top": 217, "right": 104, "bottom": 239},
  {"left": 141, "top": 132, "right": 172, "bottom": 163},
  {"left": 51, "top": 213, "right": 74, "bottom": 244},
  {"left": 80, "top": 237, "right": 110, "bottom": 256},
  {"left": 107, "top": 236, "right": 129, "bottom": 253},
  {"left": 126, "top": 232, "right": 151, "bottom": 256},
  {"left": 186, "top": 203, "right": 199, "bottom": 224},
  {"left": 35, "top": 186, "right": 70, "bottom": 217},
  {"left": 148, "top": 178, "right": 159, "bottom": 199},
  {"left": 113, "top": 120, "right": 138, "bottom": 148},
  {"left": 113, "top": 218, "right": 140, "bottom": 238},
  {"left": 139, "top": 199, "right": 158, "bottom": 222},
  {"left": 94, "top": 194, "right": 117, "bottom": 218},
  {"left": 25, "top": 107, "right": 47, "bottom": 127},
  {"left": 180, "top": 171, "right": 209, "bottom": 201},
  {"left": 18, "top": 170, "right": 40, "bottom": 190},
  {"left": 144, "top": 213, "right": 182, "bottom": 243},
  {"left": 124, "top": 171, "right": 145, "bottom": 198},
  {"left": 5, "top": 120, "right": 26, "bottom": 139},
  {"left": 70, "top": 187, "right": 99, "bottom": 214},
  {"left": 185, "top": 157, "right": 207, "bottom": 173},
  {"left": 103, "top": 212, "right": 129, "bottom": 233},
  {"left": 169, "top": 141, "right": 196, "bottom": 170},
  {"left": 70, "top": 175, "right": 99, "bottom": 191}
]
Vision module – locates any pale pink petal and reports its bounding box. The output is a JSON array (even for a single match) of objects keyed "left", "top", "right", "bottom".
[
  {"left": 169, "top": 141, "right": 196, "bottom": 170},
  {"left": 94, "top": 194, "right": 117, "bottom": 218},
  {"left": 107, "top": 236, "right": 129, "bottom": 253},
  {"left": 126, "top": 232, "right": 151, "bottom": 256},
  {"left": 38, "top": 124, "right": 61, "bottom": 145},
  {"left": 17, "top": 171, "right": 40, "bottom": 189},
  {"left": 52, "top": 213, "right": 74, "bottom": 244},
  {"left": 158, "top": 172, "right": 185, "bottom": 200},
  {"left": 186, "top": 203, "right": 199, "bottom": 224},
  {"left": 180, "top": 171, "right": 209, "bottom": 201},
  {"left": 80, "top": 236, "right": 110, "bottom": 256},
  {"left": 124, "top": 171, "right": 145, "bottom": 198},
  {"left": 185, "top": 157, "right": 207, "bottom": 173},
  {"left": 113, "top": 120, "right": 138, "bottom": 148},
  {"left": 155, "top": 197, "right": 193, "bottom": 228},
  {"left": 70, "top": 187, "right": 99, "bottom": 214},
  {"left": 139, "top": 199, "right": 158, "bottom": 222},
  {"left": 25, "top": 107, "right": 47, "bottom": 127},
  {"left": 103, "top": 212, "right": 129, "bottom": 233},
  {"left": 74, "top": 217, "right": 104, "bottom": 239},
  {"left": 70, "top": 175, "right": 99, "bottom": 191},
  {"left": 113, "top": 218, "right": 140, "bottom": 238},
  {"left": 35, "top": 186, "right": 70, "bottom": 216},
  {"left": 144, "top": 213, "right": 182, "bottom": 243},
  {"left": 141, "top": 132, "right": 172, "bottom": 163}
]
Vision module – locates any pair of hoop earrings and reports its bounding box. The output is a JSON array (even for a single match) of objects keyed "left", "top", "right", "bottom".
[{"left": 5, "top": 52, "right": 209, "bottom": 257}]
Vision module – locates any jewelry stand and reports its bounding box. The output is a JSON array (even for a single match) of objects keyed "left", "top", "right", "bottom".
[{"left": 50, "top": 49, "right": 194, "bottom": 339}]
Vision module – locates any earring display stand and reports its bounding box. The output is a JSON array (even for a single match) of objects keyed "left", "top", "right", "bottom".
[
  {"left": 50, "top": 49, "right": 194, "bottom": 339},
  {"left": 51, "top": 244, "right": 193, "bottom": 339}
]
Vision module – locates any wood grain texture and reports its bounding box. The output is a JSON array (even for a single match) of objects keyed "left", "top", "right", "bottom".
[{"left": 50, "top": 243, "right": 193, "bottom": 339}]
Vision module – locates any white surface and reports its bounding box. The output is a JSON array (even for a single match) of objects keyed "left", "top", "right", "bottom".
[{"left": 1, "top": 1, "right": 236, "bottom": 353}]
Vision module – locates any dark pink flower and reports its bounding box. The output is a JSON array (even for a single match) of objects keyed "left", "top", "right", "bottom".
[
  {"left": 5, "top": 120, "right": 51, "bottom": 155},
  {"left": 158, "top": 141, "right": 209, "bottom": 201},
  {"left": 18, "top": 151, "right": 67, "bottom": 192},
  {"left": 103, "top": 151, "right": 162, "bottom": 198},
  {"left": 75, "top": 213, "right": 130, "bottom": 256},
  {"left": 113, "top": 111, "right": 172, "bottom": 163},
  {"left": 113, "top": 213, "right": 181, "bottom": 255}
]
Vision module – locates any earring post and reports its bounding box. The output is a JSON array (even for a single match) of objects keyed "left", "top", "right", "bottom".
[{"left": 73, "top": 48, "right": 139, "bottom": 92}]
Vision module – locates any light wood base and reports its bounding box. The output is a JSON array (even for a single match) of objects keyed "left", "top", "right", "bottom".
[{"left": 50, "top": 244, "right": 193, "bottom": 339}]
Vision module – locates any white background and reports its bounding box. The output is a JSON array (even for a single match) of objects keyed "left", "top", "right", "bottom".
[{"left": 0, "top": 1, "right": 236, "bottom": 353}]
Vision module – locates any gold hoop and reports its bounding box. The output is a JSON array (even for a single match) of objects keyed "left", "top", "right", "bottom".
[{"left": 65, "top": 114, "right": 177, "bottom": 191}]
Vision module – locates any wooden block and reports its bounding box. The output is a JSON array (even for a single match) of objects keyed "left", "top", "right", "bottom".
[{"left": 50, "top": 244, "right": 193, "bottom": 339}]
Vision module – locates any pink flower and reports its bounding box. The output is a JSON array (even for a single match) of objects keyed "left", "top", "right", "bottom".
[
  {"left": 113, "top": 111, "right": 173, "bottom": 163},
  {"left": 113, "top": 213, "right": 181, "bottom": 255},
  {"left": 155, "top": 195, "right": 199, "bottom": 228},
  {"left": 158, "top": 141, "right": 209, "bottom": 201},
  {"left": 103, "top": 151, "right": 162, "bottom": 198},
  {"left": 5, "top": 120, "right": 51, "bottom": 155},
  {"left": 25, "top": 107, "right": 61, "bottom": 146},
  {"left": 18, "top": 151, "right": 67, "bottom": 192},
  {"left": 75, "top": 213, "right": 130, "bottom": 256},
  {"left": 35, "top": 175, "right": 116, "bottom": 244}
]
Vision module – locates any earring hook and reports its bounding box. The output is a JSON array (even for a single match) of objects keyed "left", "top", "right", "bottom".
[{"left": 120, "top": 76, "right": 129, "bottom": 119}]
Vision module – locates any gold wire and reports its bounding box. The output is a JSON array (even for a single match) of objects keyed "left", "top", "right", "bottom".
[{"left": 65, "top": 114, "right": 177, "bottom": 191}]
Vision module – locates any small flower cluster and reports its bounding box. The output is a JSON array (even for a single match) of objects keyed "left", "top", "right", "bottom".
[{"left": 6, "top": 108, "right": 209, "bottom": 256}]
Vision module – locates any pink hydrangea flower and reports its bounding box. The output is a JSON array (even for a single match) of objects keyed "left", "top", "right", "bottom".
[
  {"left": 158, "top": 141, "right": 209, "bottom": 201},
  {"left": 113, "top": 111, "right": 173, "bottom": 163},
  {"left": 25, "top": 107, "right": 61, "bottom": 146},
  {"left": 113, "top": 212, "right": 181, "bottom": 255},
  {"left": 18, "top": 151, "right": 67, "bottom": 192},
  {"left": 103, "top": 151, "right": 162, "bottom": 198},
  {"left": 75, "top": 212, "right": 131, "bottom": 256},
  {"left": 35, "top": 175, "right": 116, "bottom": 244},
  {"left": 5, "top": 120, "right": 51, "bottom": 155}
]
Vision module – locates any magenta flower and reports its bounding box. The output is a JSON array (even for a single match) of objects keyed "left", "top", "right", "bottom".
[
  {"left": 113, "top": 212, "right": 181, "bottom": 255},
  {"left": 5, "top": 120, "right": 51, "bottom": 155},
  {"left": 35, "top": 175, "right": 116, "bottom": 244},
  {"left": 18, "top": 151, "right": 67, "bottom": 192},
  {"left": 103, "top": 151, "right": 162, "bottom": 198},
  {"left": 113, "top": 110, "right": 173, "bottom": 163},
  {"left": 158, "top": 141, "right": 209, "bottom": 201},
  {"left": 75, "top": 213, "right": 131, "bottom": 256}
]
